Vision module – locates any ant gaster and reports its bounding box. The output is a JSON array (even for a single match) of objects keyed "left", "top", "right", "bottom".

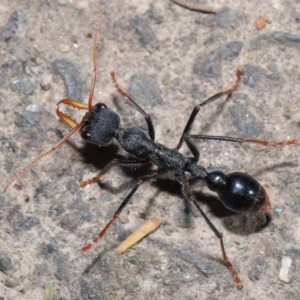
[{"left": 3, "top": 10, "right": 297, "bottom": 289}]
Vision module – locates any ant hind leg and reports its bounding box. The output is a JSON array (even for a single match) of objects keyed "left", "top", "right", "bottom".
[{"left": 177, "top": 69, "right": 242, "bottom": 150}]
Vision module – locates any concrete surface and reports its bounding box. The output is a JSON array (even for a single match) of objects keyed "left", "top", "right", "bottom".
[{"left": 0, "top": 0, "right": 299, "bottom": 299}]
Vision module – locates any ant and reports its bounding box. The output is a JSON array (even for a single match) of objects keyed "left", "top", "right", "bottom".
[{"left": 3, "top": 10, "right": 297, "bottom": 289}]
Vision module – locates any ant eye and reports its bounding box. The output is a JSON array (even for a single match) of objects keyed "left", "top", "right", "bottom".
[
  {"left": 94, "top": 103, "right": 107, "bottom": 111},
  {"left": 80, "top": 126, "right": 92, "bottom": 141}
]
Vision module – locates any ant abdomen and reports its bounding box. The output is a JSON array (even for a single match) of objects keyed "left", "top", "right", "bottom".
[{"left": 205, "top": 171, "right": 270, "bottom": 213}]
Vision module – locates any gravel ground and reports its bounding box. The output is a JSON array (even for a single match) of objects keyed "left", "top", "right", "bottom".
[{"left": 0, "top": 1, "right": 300, "bottom": 299}]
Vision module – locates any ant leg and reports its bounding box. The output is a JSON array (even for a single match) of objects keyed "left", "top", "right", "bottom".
[
  {"left": 188, "top": 134, "right": 298, "bottom": 147},
  {"left": 80, "top": 158, "right": 151, "bottom": 187},
  {"left": 110, "top": 71, "right": 155, "bottom": 141},
  {"left": 81, "top": 170, "right": 164, "bottom": 251},
  {"left": 177, "top": 69, "right": 242, "bottom": 150},
  {"left": 183, "top": 134, "right": 200, "bottom": 163},
  {"left": 180, "top": 179, "right": 243, "bottom": 289}
]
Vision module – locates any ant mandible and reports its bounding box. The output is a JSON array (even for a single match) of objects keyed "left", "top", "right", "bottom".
[{"left": 3, "top": 10, "right": 297, "bottom": 289}]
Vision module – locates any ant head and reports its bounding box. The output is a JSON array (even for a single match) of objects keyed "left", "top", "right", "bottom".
[
  {"left": 80, "top": 103, "right": 120, "bottom": 146},
  {"left": 205, "top": 171, "right": 270, "bottom": 213}
]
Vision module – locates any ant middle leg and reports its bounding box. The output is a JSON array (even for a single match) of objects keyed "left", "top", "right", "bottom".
[
  {"left": 81, "top": 170, "right": 164, "bottom": 251},
  {"left": 80, "top": 158, "right": 151, "bottom": 187},
  {"left": 110, "top": 71, "right": 155, "bottom": 141},
  {"left": 177, "top": 69, "right": 242, "bottom": 150}
]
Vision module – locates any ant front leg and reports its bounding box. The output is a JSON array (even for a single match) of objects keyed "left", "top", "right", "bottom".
[
  {"left": 177, "top": 69, "right": 242, "bottom": 151},
  {"left": 81, "top": 158, "right": 151, "bottom": 187},
  {"left": 110, "top": 71, "right": 155, "bottom": 141},
  {"left": 81, "top": 170, "right": 163, "bottom": 251}
]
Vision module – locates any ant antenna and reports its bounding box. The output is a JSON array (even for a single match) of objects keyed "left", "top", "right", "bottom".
[
  {"left": 88, "top": 9, "right": 103, "bottom": 110},
  {"left": 3, "top": 124, "right": 82, "bottom": 193},
  {"left": 3, "top": 9, "right": 103, "bottom": 194}
]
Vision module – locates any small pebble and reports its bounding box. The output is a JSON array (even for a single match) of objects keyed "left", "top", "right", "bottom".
[
  {"left": 59, "top": 43, "right": 70, "bottom": 53},
  {"left": 180, "top": 272, "right": 194, "bottom": 282},
  {"left": 0, "top": 195, "right": 4, "bottom": 207},
  {"left": 53, "top": 91, "right": 63, "bottom": 102},
  {"left": 279, "top": 256, "right": 292, "bottom": 283},
  {"left": 0, "top": 252, "right": 13, "bottom": 271},
  {"left": 40, "top": 74, "right": 52, "bottom": 91},
  {"left": 119, "top": 207, "right": 129, "bottom": 224},
  {"left": 2, "top": 11, "right": 21, "bottom": 41},
  {"left": 26, "top": 103, "right": 43, "bottom": 113},
  {"left": 52, "top": 59, "right": 81, "bottom": 100},
  {"left": 133, "top": 16, "right": 155, "bottom": 45},
  {"left": 274, "top": 206, "right": 284, "bottom": 216},
  {"left": 254, "top": 15, "right": 271, "bottom": 30},
  {"left": 57, "top": 0, "right": 68, "bottom": 4},
  {"left": 11, "top": 76, "right": 35, "bottom": 95},
  {"left": 4, "top": 278, "right": 18, "bottom": 288},
  {"left": 129, "top": 73, "right": 162, "bottom": 105}
]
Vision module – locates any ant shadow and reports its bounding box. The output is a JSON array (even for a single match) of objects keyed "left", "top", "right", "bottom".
[
  {"left": 78, "top": 153, "right": 296, "bottom": 275},
  {"left": 79, "top": 142, "right": 119, "bottom": 170},
  {"left": 251, "top": 161, "right": 297, "bottom": 178},
  {"left": 63, "top": 135, "right": 296, "bottom": 238}
]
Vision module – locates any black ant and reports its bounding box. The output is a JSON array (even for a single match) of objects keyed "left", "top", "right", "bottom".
[{"left": 3, "top": 10, "right": 297, "bottom": 289}]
